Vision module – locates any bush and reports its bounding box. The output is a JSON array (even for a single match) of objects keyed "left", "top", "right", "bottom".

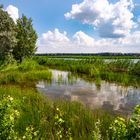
[{"left": 108, "top": 105, "right": 140, "bottom": 140}]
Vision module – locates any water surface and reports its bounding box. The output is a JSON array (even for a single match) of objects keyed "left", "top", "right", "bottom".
[
  {"left": 36, "top": 69, "right": 140, "bottom": 115},
  {"left": 49, "top": 58, "right": 140, "bottom": 63}
]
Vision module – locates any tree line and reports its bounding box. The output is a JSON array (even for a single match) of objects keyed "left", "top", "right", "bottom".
[{"left": 0, "top": 4, "right": 37, "bottom": 64}]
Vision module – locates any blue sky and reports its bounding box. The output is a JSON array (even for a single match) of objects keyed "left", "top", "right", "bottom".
[
  {"left": 1, "top": 0, "right": 140, "bottom": 53},
  {"left": 1, "top": 0, "right": 87, "bottom": 36}
]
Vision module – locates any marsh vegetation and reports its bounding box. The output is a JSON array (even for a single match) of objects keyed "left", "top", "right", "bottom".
[{"left": 0, "top": 58, "right": 139, "bottom": 139}]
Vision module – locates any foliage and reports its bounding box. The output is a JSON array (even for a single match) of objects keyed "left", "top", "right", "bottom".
[
  {"left": 127, "top": 105, "right": 140, "bottom": 139},
  {"left": 108, "top": 105, "right": 140, "bottom": 140},
  {"left": 0, "top": 95, "right": 40, "bottom": 140},
  {"left": 12, "top": 15, "right": 37, "bottom": 63},
  {"left": 0, "top": 4, "right": 37, "bottom": 65},
  {"left": 0, "top": 6, "right": 17, "bottom": 64},
  {"left": 0, "top": 95, "right": 19, "bottom": 140},
  {"left": 22, "top": 126, "right": 39, "bottom": 140},
  {"left": 109, "top": 117, "right": 127, "bottom": 140}
]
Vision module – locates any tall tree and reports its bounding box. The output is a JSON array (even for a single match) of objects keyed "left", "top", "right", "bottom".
[
  {"left": 0, "top": 6, "right": 17, "bottom": 63},
  {"left": 13, "top": 15, "right": 37, "bottom": 62}
]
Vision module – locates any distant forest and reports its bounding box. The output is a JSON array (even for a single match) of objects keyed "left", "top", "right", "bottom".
[{"left": 35, "top": 53, "right": 140, "bottom": 56}]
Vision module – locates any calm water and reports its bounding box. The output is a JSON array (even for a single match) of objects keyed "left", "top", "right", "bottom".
[
  {"left": 36, "top": 69, "right": 140, "bottom": 115},
  {"left": 49, "top": 58, "right": 140, "bottom": 63}
]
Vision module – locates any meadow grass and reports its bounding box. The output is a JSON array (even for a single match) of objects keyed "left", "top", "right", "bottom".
[{"left": 0, "top": 85, "right": 114, "bottom": 139}]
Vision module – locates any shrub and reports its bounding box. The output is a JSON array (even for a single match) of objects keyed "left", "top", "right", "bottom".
[
  {"left": 127, "top": 105, "right": 140, "bottom": 139},
  {"left": 109, "top": 117, "right": 127, "bottom": 140},
  {"left": 108, "top": 105, "right": 140, "bottom": 140}
]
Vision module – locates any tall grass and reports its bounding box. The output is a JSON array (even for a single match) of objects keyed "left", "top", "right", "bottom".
[
  {"left": 0, "top": 85, "right": 114, "bottom": 139},
  {"left": 0, "top": 59, "right": 52, "bottom": 84},
  {"left": 130, "top": 61, "right": 140, "bottom": 76}
]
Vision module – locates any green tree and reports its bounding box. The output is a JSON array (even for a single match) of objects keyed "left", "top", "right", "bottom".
[
  {"left": 13, "top": 15, "right": 37, "bottom": 63},
  {"left": 0, "top": 6, "right": 17, "bottom": 64}
]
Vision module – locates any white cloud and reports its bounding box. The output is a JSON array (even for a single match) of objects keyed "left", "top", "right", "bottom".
[
  {"left": 41, "top": 28, "right": 70, "bottom": 43},
  {"left": 6, "top": 5, "right": 19, "bottom": 23},
  {"left": 37, "top": 29, "right": 73, "bottom": 53},
  {"left": 37, "top": 28, "right": 140, "bottom": 53},
  {"left": 37, "top": 28, "right": 70, "bottom": 50},
  {"left": 73, "top": 31, "right": 95, "bottom": 46},
  {"left": 65, "top": 0, "right": 136, "bottom": 38}
]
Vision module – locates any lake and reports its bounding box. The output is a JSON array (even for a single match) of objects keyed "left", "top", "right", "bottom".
[{"left": 37, "top": 69, "right": 140, "bottom": 115}]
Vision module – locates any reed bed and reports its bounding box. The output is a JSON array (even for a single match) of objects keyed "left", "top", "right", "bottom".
[{"left": 34, "top": 56, "right": 140, "bottom": 87}]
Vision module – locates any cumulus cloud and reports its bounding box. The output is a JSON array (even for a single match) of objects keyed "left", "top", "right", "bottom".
[
  {"left": 40, "top": 28, "right": 69, "bottom": 43},
  {"left": 73, "top": 31, "right": 95, "bottom": 46},
  {"left": 37, "top": 29, "right": 73, "bottom": 53},
  {"left": 6, "top": 5, "right": 19, "bottom": 23},
  {"left": 65, "top": 0, "right": 136, "bottom": 38},
  {"left": 37, "top": 28, "right": 140, "bottom": 53}
]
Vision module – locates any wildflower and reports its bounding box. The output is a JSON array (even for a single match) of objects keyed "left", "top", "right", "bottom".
[{"left": 23, "top": 136, "right": 26, "bottom": 139}]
